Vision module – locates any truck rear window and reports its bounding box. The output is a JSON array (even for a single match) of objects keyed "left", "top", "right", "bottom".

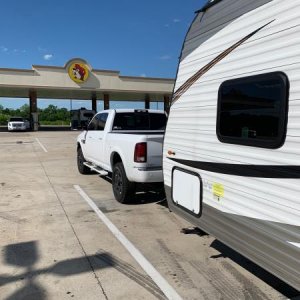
[{"left": 113, "top": 112, "right": 167, "bottom": 130}]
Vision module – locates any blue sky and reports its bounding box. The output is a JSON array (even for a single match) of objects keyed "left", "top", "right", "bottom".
[{"left": 0, "top": 0, "right": 206, "bottom": 110}]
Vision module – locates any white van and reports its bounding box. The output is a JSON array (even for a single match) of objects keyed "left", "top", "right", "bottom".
[
  {"left": 163, "top": 0, "right": 300, "bottom": 291},
  {"left": 7, "top": 117, "right": 30, "bottom": 131}
]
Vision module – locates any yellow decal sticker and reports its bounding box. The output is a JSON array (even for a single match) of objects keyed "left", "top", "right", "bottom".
[
  {"left": 212, "top": 183, "right": 224, "bottom": 198},
  {"left": 68, "top": 62, "right": 89, "bottom": 83}
]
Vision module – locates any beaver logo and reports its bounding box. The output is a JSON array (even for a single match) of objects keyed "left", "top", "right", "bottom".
[
  {"left": 68, "top": 62, "right": 89, "bottom": 83},
  {"left": 72, "top": 64, "right": 86, "bottom": 81}
]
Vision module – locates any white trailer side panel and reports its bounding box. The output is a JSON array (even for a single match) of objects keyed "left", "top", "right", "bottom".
[{"left": 163, "top": 0, "right": 300, "bottom": 290}]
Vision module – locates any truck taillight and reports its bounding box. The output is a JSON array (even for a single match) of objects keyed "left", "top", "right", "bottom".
[{"left": 134, "top": 142, "right": 147, "bottom": 163}]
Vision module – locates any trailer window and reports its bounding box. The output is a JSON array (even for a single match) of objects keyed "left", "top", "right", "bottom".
[{"left": 217, "top": 72, "right": 289, "bottom": 149}]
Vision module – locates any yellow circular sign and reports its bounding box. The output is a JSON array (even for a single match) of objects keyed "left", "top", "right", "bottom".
[{"left": 68, "top": 62, "right": 89, "bottom": 83}]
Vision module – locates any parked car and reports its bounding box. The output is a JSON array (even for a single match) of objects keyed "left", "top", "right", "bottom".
[
  {"left": 77, "top": 109, "right": 167, "bottom": 203},
  {"left": 7, "top": 117, "right": 30, "bottom": 131}
]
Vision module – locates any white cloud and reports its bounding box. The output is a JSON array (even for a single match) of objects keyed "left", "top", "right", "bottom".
[
  {"left": 164, "top": 19, "right": 180, "bottom": 28},
  {"left": 1, "top": 46, "right": 8, "bottom": 52},
  {"left": 140, "top": 73, "right": 146, "bottom": 77},
  {"left": 38, "top": 46, "right": 47, "bottom": 52},
  {"left": 43, "top": 54, "right": 53, "bottom": 61},
  {"left": 159, "top": 55, "right": 171, "bottom": 60},
  {"left": 0, "top": 47, "right": 27, "bottom": 55}
]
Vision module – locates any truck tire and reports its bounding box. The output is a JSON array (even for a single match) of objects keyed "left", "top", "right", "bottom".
[
  {"left": 112, "top": 162, "right": 135, "bottom": 203},
  {"left": 77, "top": 147, "right": 90, "bottom": 174}
]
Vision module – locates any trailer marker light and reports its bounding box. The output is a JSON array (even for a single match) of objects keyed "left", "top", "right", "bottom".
[{"left": 168, "top": 150, "right": 175, "bottom": 156}]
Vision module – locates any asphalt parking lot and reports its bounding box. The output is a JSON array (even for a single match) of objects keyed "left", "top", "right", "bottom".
[{"left": 0, "top": 131, "right": 299, "bottom": 300}]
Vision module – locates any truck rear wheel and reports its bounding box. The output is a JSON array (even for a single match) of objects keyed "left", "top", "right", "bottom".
[
  {"left": 112, "top": 162, "right": 135, "bottom": 203},
  {"left": 77, "top": 147, "right": 90, "bottom": 174}
]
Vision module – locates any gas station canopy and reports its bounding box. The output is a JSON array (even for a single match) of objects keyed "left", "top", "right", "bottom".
[{"left": 0, "top": 58, "right": 174, "bottom": 102}]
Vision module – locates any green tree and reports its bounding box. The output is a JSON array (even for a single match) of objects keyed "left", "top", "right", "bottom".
[
  {"left": 0, "top": 114, "right": 8, "bottom": 125},
  {"left": 20, "top": 104, "right": 30, "bottom": 118},
  {"left": 39, "top": 105, "right": 70, "bottom": 125},
  {"left": 0, "top": 104, "right": 71, "bottom": 126}
]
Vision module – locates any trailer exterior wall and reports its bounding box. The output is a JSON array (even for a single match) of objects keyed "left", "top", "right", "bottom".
[{"left": 163, "top": 0, "right": 300, "bottom": 290}]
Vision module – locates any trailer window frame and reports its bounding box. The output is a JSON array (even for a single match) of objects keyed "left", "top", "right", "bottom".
[{"left": 216, "top": 72, "right": 289, "bottom": 149}]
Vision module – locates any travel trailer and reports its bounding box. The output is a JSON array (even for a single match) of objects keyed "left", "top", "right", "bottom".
[
  {"left": 70, "top": 108, "right": 95, "bottom": 130},
  {"left": 163, "top": 0, "right": 300, "bottom": 290}
]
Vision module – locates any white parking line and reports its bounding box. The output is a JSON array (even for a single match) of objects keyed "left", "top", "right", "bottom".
[
  {"left": 35, "top": 138, "right": 48, "bottom": 153},
  {"left": 74, "top": 185, "right": 182, "bottom": 300}
]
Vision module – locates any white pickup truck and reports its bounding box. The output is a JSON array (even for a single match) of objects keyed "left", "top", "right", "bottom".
[{"left": 76, "top": 109, "right": 167, "bottom": 203}]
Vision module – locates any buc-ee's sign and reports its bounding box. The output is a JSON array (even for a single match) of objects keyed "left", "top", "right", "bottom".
[{"left": 68, "top": 62, "right": 89, "bottom": 83}]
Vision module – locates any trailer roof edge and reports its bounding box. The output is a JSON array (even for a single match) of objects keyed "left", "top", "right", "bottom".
[{"left": 196, "top": 0, "right": 223, "bottom": 13}]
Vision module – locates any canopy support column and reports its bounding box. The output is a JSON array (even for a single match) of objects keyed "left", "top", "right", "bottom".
[
  {"left": 104, "top": 94, "right": 110, "bottom": 110},
  {"left": 29, "top": 90, "right": 39, "bottom": 131},
  {"left": 92, "top": 94, "right": 97, "bottom": 112},
  {"left": 164, "top": 95, "right": 170, "bottom": 113},
  {"left": 145, "top": 95, "right": 150, "bottom": 109}
]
